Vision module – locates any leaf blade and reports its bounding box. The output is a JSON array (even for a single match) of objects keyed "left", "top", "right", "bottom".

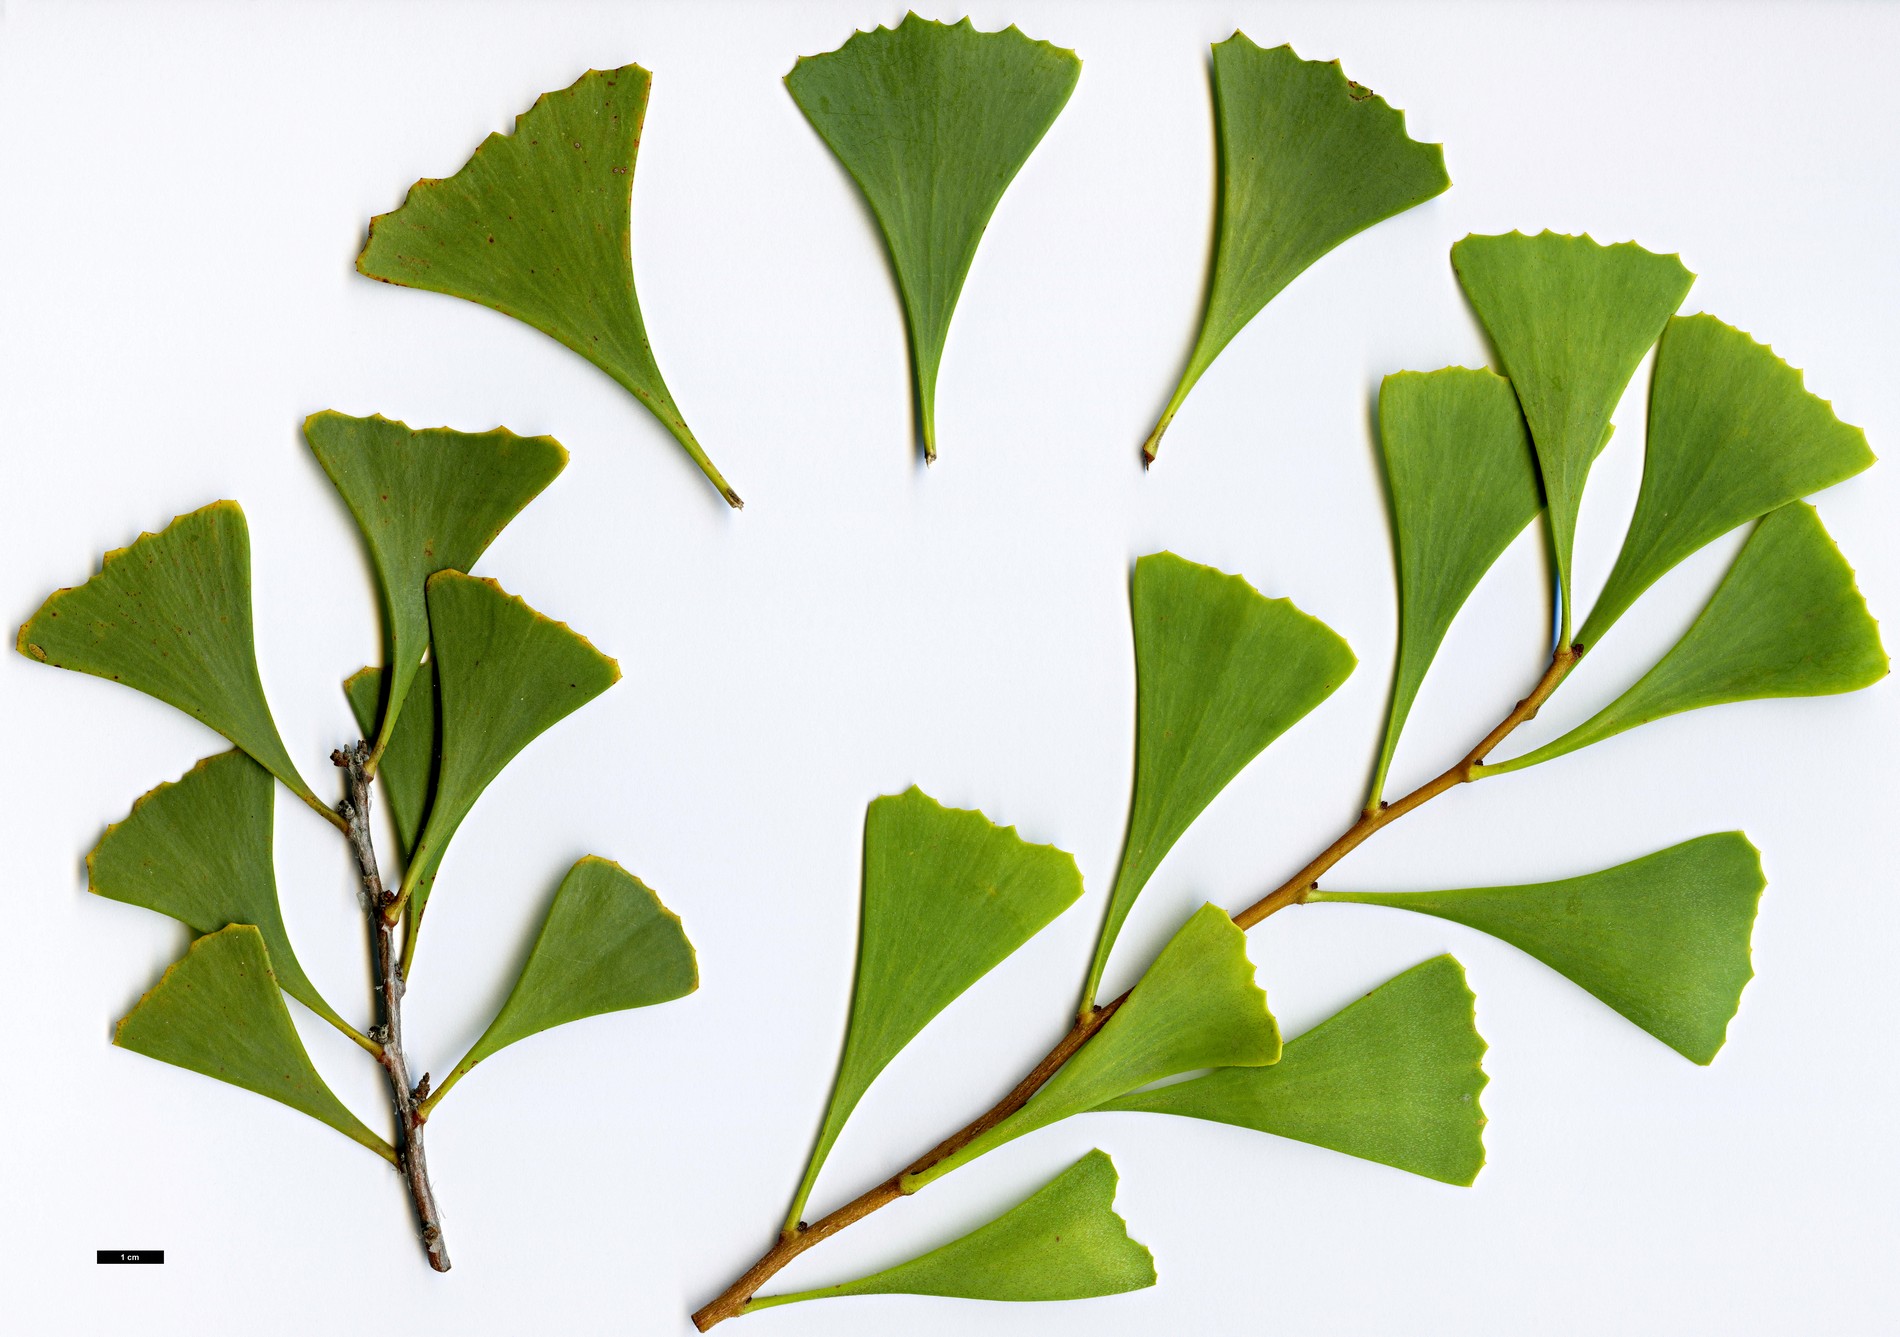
[
  {"left": 786, "top": 14, "right": 1081, "bottom": 460},
  {"left": 307, "top": 412, "right": 566, "bottom": 755},
  {"left": 1147, "top": 35, "right": 1449, "bottom": 460},
  {"left": 115, "top": 926, "right": 391, "bottom": 1158},
  {"left": 16, "top": 502, "right": 321, "bottom": 813},
  {"left": 357, "top": 68, "right": 739, "bottom": 506},
  {"left": 1100, "top": 954, "right": 1488, "bottom": 1185},
  {"left": 1493, "top": 501, "right": 1887, "bottom": 773},
  {"left": 754, "top": 1150, "right": 1154, "bottom": 1309},
  {"left": 1312, "top": 833, "right": 1767, "bottom": 1063},
  {"left": 1579, "top": 314, "right": 1876, "bottom": 647},
  {"left": 790, "top": 788, "right": 1084, "bottom": 1225},
  {"left": 1086, "top": 552, "right": 1355, "bottom": 1003},
  {"left": 1450, "top": 231, "right": 1695, "bottom": 633}
]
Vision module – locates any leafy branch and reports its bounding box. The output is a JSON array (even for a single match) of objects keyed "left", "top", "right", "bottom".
[
  {"left": 692, "top": 228, "right": 1883, "bottom": 1325},
  {"left": 23, "top": 413, "right": 700, "bottom": 1269}
]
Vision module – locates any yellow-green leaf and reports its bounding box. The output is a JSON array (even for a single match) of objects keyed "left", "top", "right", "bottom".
[
  {"left": 88, "top": 750, "right": 357, "bottom": 1043},
  {"left": 396, "top": 573, "right": 619, "bottom": 960},
  {"left": 115, "top": 925, "right": 391, "bottom": 1158},
  {"left": 426, "top": 858, "right": 696, "bottom": 1111},
  {"left": 1145, "top": 35, "right": 1449, "bottom": 462},
  {"left": 914, "top": 903, "right": 1278, "bottom": 1189},
  {"left": 751, "top": 1151, "right": 1154, "bottom": 1311},
  {"left": 1579, "top": 315, "right": 1876, "bottom": 647},
  {"left": 786, "top": 15, "right": 1080, "bottom": 461},
  {"left": 787, "top": 787, "right": 1084, "bottom": 1228},
  {"left": 1312, "top": 834, "right": 1766, "bottom": 1064},
  {"left": 344, "top": 661, "right": 437, "bottom": 864},
  {"left": 357, "top": 68, "right": 740, "bottom": 507},
  {"left": 1368, "top": 369, "right": 1542, "bottom": 807},
  {"left": 16, "top": 502, "right": 325, "bottom": 818},
  {"left": 1100, "top": 955, "right": 1487, "bottom": 1185},
  {"left": 1084, "top": 553, "right": 1354, "bottom": 1005},
  {"left": 1450, "top": 232, "right": 1694, "bottom": 636},
  {"left": 1489, "top": 502, "right": 1887, "bottom": 774},
  {"left": 307, "top": 412, "right": 565, "bottom": 757}
]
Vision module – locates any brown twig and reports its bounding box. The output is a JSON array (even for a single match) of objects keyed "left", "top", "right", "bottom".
[
  {"left": 691, "top": 647, "right": 1579, "bottom": 1328},
  {"left": 334, "top": 742, "right": 451, "bottom": 1273}
]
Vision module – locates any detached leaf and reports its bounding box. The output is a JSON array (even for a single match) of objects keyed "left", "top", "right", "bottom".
[
  {"left": 1450, "top": 232, "right": 1694, "bottom": 631},
  {"left": 1100, "top": 955, "right": 1487, "bottom": 1185},
  {"left": 88, "top": 750, "right": 354, "bottom": 1040},
  {"left": 399, "top": 573, "right": 619, "bottom": 955},
  {"left": 344, "top": 661, "right": 438, "bottom": 863},
  {"left": 307, "top": 412, "right": 566, "bottom": 755},
  {"left": 1145, "top": 35, "right": 1449, "bottom": 462},
  {"left": 786, "top": 14, "right": 1080, "bottom": 461},
  {"left": 16, "top": 503, "right": 322, "bottom": 815},
  {"left": 358, "top": 67, "right": 740, "bottom": 506},
  {"left": 1368, "top": 369, "right": 1541, "bottom": 806},
  {"left": 1491, "top": 502, "right": 1887, "bottom": 774},
  {"left": 116, "top": 925, "right": 391, "bottom": 1158},
  {"left": 1085, "top": 553, "right": 1354, "bottom": 1003},
  {"left": 789, "top": 788, "right": 1084, "bottom": 1225},
  {"left": 917, "top": 903, "right": 1278, "bottom": 1188},
  {"left": 1312, "top": 834, "right": 1766, "bottom": 1063},
  {"left": 431, "top": 858, "right": 695, "bottom": 1104},
  {"left": 1579, "top": 315, "right": 1876, "bottom": 647},
  {"left": 752, "top": 1151, "right": 1153, "bottom": 1311}
]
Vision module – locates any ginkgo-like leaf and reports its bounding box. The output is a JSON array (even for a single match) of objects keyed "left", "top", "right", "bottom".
[
  {"left": 915, "top": 903, "right": 1279, "bottom": 1189},
  {"left": 1099, "top": 954, "right": 1487, "bottom": 1185},
  {"left": 1450, "top": 232, "right": 1694, "bottom": 636},
  {"left": 344, "top": 661, "right": 438, "bottom": 864},
  {"left": 1578, "top": 315, "right": 1876, "bottom": 648},
  {"left": 751, "top": 1151, "right": 1154, "bottom": 1311},
  {"left": 307, "top": 412, "right": 566, "bottom": 757},
  {"left": 1487, "top": 502, "right": 1887, "bottom": 774},
  {"left": 787, "top": 787, "right": 1084, "bottom": 1228},
  {"left": 1367, "top": 369, "right": 1541, "bottom": 807},
  {"left": 357, "top": 67, "right": 740, "bottom": 507},
  {"left": 115, "top": 925, "right": 392, "bottom": 1158},
  {"left": 88, "top": 750, "right": 359, "bottom": 1044},
  {"left": 16, "top": 502, "right": 326, "bottom": 819},
  {"left": 1144, "top": 35, "right": 1449, "bottom": 463},
  {"left": 1312, "top": 834, "right": 1766, "bottom": 1063},
  {"left": 424, "top": 857, "right": 696, "bottom": 1112},
  {"left": 395, "top": 573, "right": 619, "bottom": 956},
  {"left": 786, "top": 14, "right": 1080, "bottom": 461},
  {"left": 1084, "top": 553, "right": 1355, "bottom": 1005}
]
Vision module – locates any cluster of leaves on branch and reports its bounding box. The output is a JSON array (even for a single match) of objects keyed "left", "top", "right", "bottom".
[
  {"left": 20, "top": 415, "right": 698, "bottom": 1269},
  {"left": 684, "top": 17, "right": 1886, "bottom": 1328}
]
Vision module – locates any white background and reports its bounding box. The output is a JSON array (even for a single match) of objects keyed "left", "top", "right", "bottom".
[{"left": 3, "top": 2, "right": 1896, "bottom": 1333}]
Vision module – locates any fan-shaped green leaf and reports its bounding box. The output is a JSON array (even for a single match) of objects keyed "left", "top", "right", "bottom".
[
  {"left": 344, "top": 661, "right": 438, "bottom": 864},
  {"left": 1084, "top": 553, "right": 1355, "bottom": 1005},
  {"left": 1578, "top": 315, "right": 1875, "bottom": 647},
  {"left": 752, "top": 1150, "right": 1153, "bottom": 1311},
  {"left": 425, "top": 857, "right": 695, "bottom": 1111},
  {"left": 88, "top": 750, "right": 359, "bottom": 1044},
  {"left": 786, "top": 14, "right": 1080, "bottom": 461},
  {"left": 1368, "top": 369, "right": 1542, "bottom": 807},
  {"left": 307, "top": 412, "right": 565, "bottom": 757},
  {"left": 1311, "top": 834, "right": 1766, "bottom": 1063},
  {"left": 395, "top": 573, "right": 619, "bottom": 956},
  {"left": 1489, "top": 502, "right": 1887, "bottom": 774},
  {"left": 915, "top": 903, "right": 1278, "bottom": 1189},
  {"left": 1450, "top": 232, "right": 1694, "bottom": 636},
  {"left": 357, "top": 67, "right": 739, "bottom": 507},
  {"left": 1144, "top": 35, "right": 1449, "bottom": 462},
  {"left": 16, "top": 502, "right": 326, "bottom": 819},
  {"left": 1099, "top": 954, "right": 1487, "bottom": 1184},
  {"left": 787, "top": 787, "right": 1084, "bottom": 1228},
  {"left": 115, "top": 925, "right": 392, "bottom": 1158}
]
